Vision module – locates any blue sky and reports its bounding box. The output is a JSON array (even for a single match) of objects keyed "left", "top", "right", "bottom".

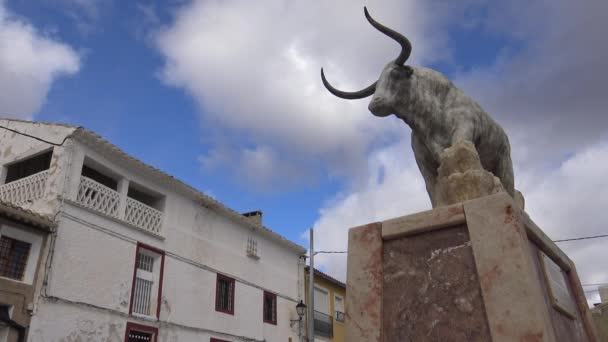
[
  {"left": 4, "top": 0, "right": 517, "bottom": 239},
  {"left": 2, "top": 0, "right": 608, "bottom": 301}
]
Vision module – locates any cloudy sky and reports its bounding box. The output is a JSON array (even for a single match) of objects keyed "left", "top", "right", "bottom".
[{"left": 2, "top": 0, "right": 607, "bottom": 303}]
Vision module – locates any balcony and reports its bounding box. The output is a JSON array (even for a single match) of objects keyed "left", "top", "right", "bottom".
[
  {"left": 76, "top": 176, "right": 164, "bottom": 237},
  {"left": 0, "top": 170, "right": 49, "bottom": 206},
  {"left": 313, "top": 310, "right": 333, "bottom": 339}
]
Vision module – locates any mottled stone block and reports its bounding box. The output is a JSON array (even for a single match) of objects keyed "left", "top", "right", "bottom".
[
  {"left": 383, "top": 225, "right": 491, "bottom": 341},
  {"left": 345, "top": 193, "right": 599, "bottom": 342},
  {"left": 345, "top": 222, "right": 383, "bottom": 342},
  {"left": 465, "top": 193, "right": 557, "bottom": 341}
]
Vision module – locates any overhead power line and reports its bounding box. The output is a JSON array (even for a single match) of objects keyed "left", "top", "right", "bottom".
[
  {"left": 553, "top": 233, "right": 608, "bottom": 243},
  {"left": 0, "top": 125, "right": 70, "bottom": 146}
]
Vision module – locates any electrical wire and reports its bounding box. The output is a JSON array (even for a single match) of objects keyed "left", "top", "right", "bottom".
[
  {"left": 0, "top": 124, "right": 71, "bottom": 146},
  {"left": 553, "top": 234, "right": 608, "bottom": 243}
]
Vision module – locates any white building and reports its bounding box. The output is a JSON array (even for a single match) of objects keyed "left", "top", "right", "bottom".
[{"left": 0, "top": 119, "right": 307, "bottom": 342}]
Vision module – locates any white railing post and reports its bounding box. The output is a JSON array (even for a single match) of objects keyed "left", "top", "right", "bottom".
[
  {"left": 0, "top": 166, "right": 7, "bottom": 185},
  {"left": 116, "top": 178, "right": 129, "bottom": 220}
]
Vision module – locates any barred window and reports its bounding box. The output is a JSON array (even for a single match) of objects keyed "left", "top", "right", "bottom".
[
  {"left": 0, "top": 236, "right": 31, "bottom": 281},
  {"left": 130, "top": 244, "right": 164, "bottom": 319},
  {"left": 263, "top": 291, "right": 277, "bottom": 325},
  {"left": 215, "top": 274, "right": 235, "bottom": 315}
]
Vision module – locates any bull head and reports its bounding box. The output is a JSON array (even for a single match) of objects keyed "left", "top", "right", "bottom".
[{"left": 321, "top": 7, "right": 413, "bottom": 117}]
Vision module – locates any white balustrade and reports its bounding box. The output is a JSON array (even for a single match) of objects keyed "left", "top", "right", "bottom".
[
  {"left": 124, "top": 197, "right": 163, "bottom": 235},
  {"left": 0, "top": 170, "right": 49, "bottom": 206},
  {"left": 76, "top": 176, "right": 121, "bottom": 218}
]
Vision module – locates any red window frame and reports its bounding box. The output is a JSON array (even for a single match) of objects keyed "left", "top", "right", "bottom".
[
  {"left": 215, "top": 273, "right": 235, "bottom": 315},
  {"left": 129, "top": 242, "right": 165, "bottom": 319},
  {"left": 124, "top": 322, "right": 158, "bottom": 342},
  {"left": 210, "top": 338, "right": 230, "bottom": 342},
  {"left": 263, "top": 291, "right": 277, "bottom": 325}
]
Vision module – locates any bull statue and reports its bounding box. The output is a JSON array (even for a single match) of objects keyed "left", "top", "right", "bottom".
[{"left": 321, "top": 7, "right": 516, "bottom": 207}]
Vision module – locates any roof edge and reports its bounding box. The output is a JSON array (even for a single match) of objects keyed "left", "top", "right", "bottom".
[
  {"left": 68, "top": 127, "right": 307, "bottom": 255},
  {"left": 0, "top": 202, "right": 55, "bottom": 231}
]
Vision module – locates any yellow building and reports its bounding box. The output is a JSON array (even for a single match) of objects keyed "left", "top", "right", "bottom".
[{"left": 304, "top": 267, "right": 346, "bottom": 342}]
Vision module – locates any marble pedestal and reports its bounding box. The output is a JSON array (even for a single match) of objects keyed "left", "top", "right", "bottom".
[{"left": 345, "top": 193, "right": 598, "bottom": 342}]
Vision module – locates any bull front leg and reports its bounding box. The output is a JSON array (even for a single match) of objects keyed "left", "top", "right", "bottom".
[{"left": 411, "top": 133, "right": 439, "bottom": 207}]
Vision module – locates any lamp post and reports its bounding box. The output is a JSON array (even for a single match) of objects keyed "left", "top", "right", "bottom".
[{"left": 291, "top": 300, "right": 307, "bottom": 342}]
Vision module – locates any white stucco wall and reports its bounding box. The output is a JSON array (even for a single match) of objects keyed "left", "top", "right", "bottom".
[
  {"left": 0, "top": 120, "right": 77, "bottom": 217},
  {"left": 1, "top": 121, "right": 306, "bottom": 342}
]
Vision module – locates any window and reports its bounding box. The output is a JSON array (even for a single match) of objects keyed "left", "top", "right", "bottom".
[
  {"left": 0, "top": 236, "right": 31, "bottom": 281},
  {"left": 263, "top": 291, "right": 277, "bottom": 325},
  {"left": 313, "top": 287, "right": 329, "bottom": 314},
  {"left": 129, "top": 243, "right": 164, "bottom": 319},
  {"left": 246, "top": 236, "right": 258, "bottom": 259},
  {"left": 4, "top": 150, "right": 52, "bottom": 184},
  {"left": 125, "top": 322, "right": 157, "bottom": 342},
  {"left": 215, "top": 274, "right": 235, "bottom": 315},
  {"left": 81, "top": 164, "right": 118, "bottom": 190},
  {"left": 313, "top": 287, "right": 333, "bottom": 338},
  {"left": 0, "top": 225, "right": 42, "bottom": 284},
  {"left": 335, "top": 295, "right": 345, "bottom": 323}
]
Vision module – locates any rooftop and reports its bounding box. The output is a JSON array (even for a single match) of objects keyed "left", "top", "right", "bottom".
[{"left": 305, "top": 266, "right": 346, "bottom": 289}]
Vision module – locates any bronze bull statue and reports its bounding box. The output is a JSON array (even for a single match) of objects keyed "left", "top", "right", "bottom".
[{"left": 322, "top": 7, "right": 515, "bottom": 207}]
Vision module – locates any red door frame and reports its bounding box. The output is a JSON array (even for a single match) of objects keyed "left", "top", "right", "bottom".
[
  {"left": 124, "top": 322, "right": 158, "bottom": 342},
  {"left": 128, "top": 242, "right": 166, "bottom": 319}
]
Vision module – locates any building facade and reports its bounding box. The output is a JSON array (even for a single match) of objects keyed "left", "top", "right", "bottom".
[
  {"left": 591, "top": 285, "right": 608, "bottom": 342},
  {"left": 304, "top": 267, "right": 345, "bottom": 342},
  {"left": 0, "top": 201, "right": 54, "bottom": 342},
  {"left": 0, "top": 119, "right": 307, "bottom": 342}
]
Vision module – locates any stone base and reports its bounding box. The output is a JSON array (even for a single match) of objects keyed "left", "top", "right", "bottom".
[{"left": 345, "top": 193, "right": 599, "bottom": 342}]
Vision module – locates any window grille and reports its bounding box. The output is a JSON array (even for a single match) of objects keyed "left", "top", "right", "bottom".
[
  {"left": 0, "top": 236, "right": 31, "bottom": 281},
  {"left": 125, "top": 323, "right": 157, "bottom": 342},
  {"left": 246, "top": 236, "right": 258, "bottom": 258},
  {"left": 128, "top": 329, "right": 153, "bottom": 341},
  {"left": 335, "top": 295, "right": 345, "bottom": 322},
  {"left": 133, "top": 277, "right": 153, "bottom": 315},
  {"left": 313, "top": 310, "right": 334, "bottom": 338},
  {"left": 263, "top": 291, "right": 277, "bottom": 324},
  {"left": 132, "top": 251, "right": 155, "bottom": 316},
  {"left": 137, "top": 253, "right": 154, "bottom": 272},
  {"left": 215, "top": 275, "right": 235, "bottom": 314}
]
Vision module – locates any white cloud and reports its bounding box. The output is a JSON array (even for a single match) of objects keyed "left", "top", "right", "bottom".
[
  {"left": 0, "top": 1, "right": 80, "bottom": 118},
  {"left": 156, "top": 0, "right": 466, "bottom": 186},
  {"left": 309, "top": 137, "right": 429, "bottom": 278}
]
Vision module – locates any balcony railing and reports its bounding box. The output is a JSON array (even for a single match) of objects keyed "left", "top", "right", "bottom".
[
  {"left": 77, "top": 176, "right": 121, "bottom": 218},
  {"left": 0, "top": 170, "right": 49, "bottom": 206},
  {"left": 125, "top": 197, "right": 163, "bottom": 235},
  {"left": 314, "top": 310, "right": 333, "bottom": 338},
  {"left": 76, "top": 176, "right": 163, "bottom": 236}
]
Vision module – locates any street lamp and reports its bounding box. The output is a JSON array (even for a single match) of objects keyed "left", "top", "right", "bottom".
[
  {"left": 296, "top": 300, "right": 306, "bottom": 318},
  {"left": 291, "top": 300, "right": 307, "bottom": 342}
]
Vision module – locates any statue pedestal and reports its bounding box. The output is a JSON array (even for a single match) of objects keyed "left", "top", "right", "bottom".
[{"left": 345, "top": 193, "right": 598, "bottom": 342}]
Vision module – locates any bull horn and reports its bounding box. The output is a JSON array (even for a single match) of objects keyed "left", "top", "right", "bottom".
[
  {"left": 364, "top": 6, "right": 412, "bottom": 65},
  {"left": 321, "top": 68, "right": 376, "bottom": 100}
]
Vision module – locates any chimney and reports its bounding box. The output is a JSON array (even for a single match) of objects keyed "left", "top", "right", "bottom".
[
  {"left": 600, "top": 285, "right": 608, "bottom": 303},
  {"left": 242, "top": 210, "right": 263, "bottom": 225}
]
